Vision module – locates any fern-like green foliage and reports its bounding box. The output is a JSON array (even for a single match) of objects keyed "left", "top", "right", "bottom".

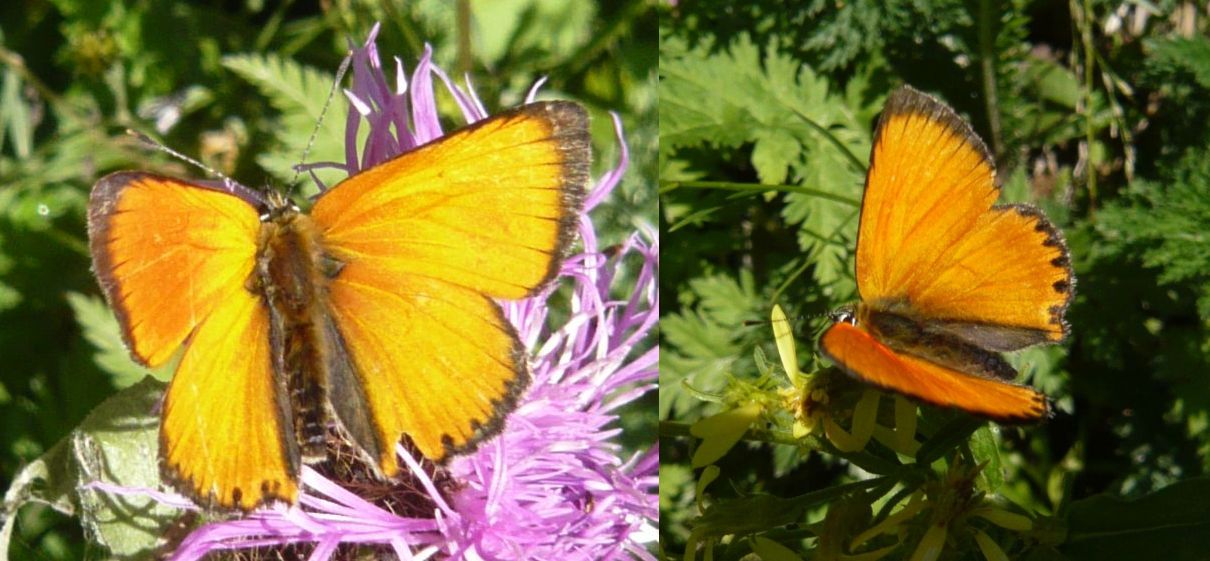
[
  {"left": 65, "top": 293, "right": 155, "bottom": 389},
  {"left": 661, "top": 33, "right": 879, "bottom": 288},
  {"left": 222, "top": 53, "right": 351, "bottom": 190},
  {"left": 1147, "top": 36, "right": 1210, "bottom": 89},
  {"left": 1097, "top": 153, "right": 1210, "bottom": 317},
  {"left": 660, "top": 272, "right": 757, "bottom": 419},
  {"left": 1090, "top": 148, "right": 1210, "bottom": 478},
  {"left": 660, "top": 31, "right": 885, "bottom": 435},
  {"left": 1141, "top": 35, "right": 1210, "bottom": 171}
]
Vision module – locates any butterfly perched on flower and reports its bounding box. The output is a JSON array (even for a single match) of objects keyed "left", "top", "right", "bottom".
[
  {"left": 88, "top": 101, "right": 590, "bottom": 510},
  {"left": 819, "top": 86, "right": 1074, "bottom": 422}
]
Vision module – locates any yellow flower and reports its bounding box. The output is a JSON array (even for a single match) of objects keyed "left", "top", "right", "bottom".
[
  {"left": 911, "top": 457, "right": 1036, "bottom": 561},
  {"left": 838, "top": 458, "right": 1037, "bottom": 561},
  {"left": 812, "top": 494, "right": 900, "bottom": 561},
  {"left": 770, "top": 305, "right": 918, "bottom": 454},
  {"left": 690, "top": 402, "right": 763, "bottom": 468}
]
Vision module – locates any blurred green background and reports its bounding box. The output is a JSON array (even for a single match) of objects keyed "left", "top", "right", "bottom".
[
  {"left": 0, "top": 1, "right": 656, "bottom": 559},
  {"left": 660, "top": 0, "right": 1210, "bottom": 559}
]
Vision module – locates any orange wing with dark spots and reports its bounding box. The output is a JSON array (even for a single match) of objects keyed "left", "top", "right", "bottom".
[
  {"left": 89, "top": 173, "right": 297, "bottom": 509},
  {"left": 855, "top": 87, "right": 1072, "bottom": 346},
  {"left": 820, "top": 86, "right": 1073, "bottom": 422}
]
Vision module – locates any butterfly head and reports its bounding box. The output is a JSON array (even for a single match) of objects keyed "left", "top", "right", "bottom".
[
  {"left": 828, "top": 305, "right": 857, "bottom": 325},
  {"left": 260, "top": 190, "right": 301, "bottom": 223}
]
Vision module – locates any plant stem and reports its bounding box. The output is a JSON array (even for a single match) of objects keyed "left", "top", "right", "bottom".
[
  {"left": 1080, "top": 0, "right": 1098, "bottom": 212},
  {"left": 977, "top": 0, "right": 1005, "bottom": 161}
]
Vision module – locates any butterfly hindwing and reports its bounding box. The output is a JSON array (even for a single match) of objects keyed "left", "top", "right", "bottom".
[
  {"left": 821, "top": 321, "right": 1048, "bottom": 422},
  {"left": 159, "top": 289, "right": 298, "bottom": 509},
  {"left": 916, "top": 203, "right": 1072, "bottom": 349},
  {"left": 89, "top": 173, "right": 297, "bottom": 509},
  {"left": 312, "top": 101, "right": 590, "bottom": 473},
  {"left": 325, "top": 277, "right": 527, "bottom": 474}
]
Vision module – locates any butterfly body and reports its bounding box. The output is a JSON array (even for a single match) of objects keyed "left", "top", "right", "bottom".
[
  {"left": 818, "top": 86, "right": 1073, "bottom": 423},
  {"left": 90, "top": 102, "right": 590, "bottom": 509},
  {"left": 253, "top": 199, "right": 339, "bottom": 464}
]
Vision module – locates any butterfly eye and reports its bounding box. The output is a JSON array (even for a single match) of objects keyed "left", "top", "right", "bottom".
[{"left": 829, "top": 307, "right": 856, "bottom": 325}]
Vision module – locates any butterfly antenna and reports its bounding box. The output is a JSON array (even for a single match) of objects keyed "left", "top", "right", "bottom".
[
  {"left": 126, "top": 129, "right": 233, "bottom": 185},
  {"left": 743, "top": 310, "right": 827, "bottom": 328},
  {"left": 290, "top": 52, "right": 354, "bottom": 190}
]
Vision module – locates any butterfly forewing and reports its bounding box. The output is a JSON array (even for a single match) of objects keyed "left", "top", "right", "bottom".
[
  {"left": 313, "top": 102, "right": 589, "bottom": 299},
  {"left": 310, "top": 101, "right": 590, "bottom": 473},
  {"left": 856, "top": 87, "right": 1072, "bottom": 341}
]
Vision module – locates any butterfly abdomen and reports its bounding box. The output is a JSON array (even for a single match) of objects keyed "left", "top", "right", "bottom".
[{"left": 255, "top": 206, "right": 341, "bottom": 463}]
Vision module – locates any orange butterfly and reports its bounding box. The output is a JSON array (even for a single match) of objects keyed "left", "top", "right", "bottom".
[
  {"left": 819, "top": 86, "right": 1073, "bottom": 422},
  {"left": 88, "top": 102, "right": 590, "bottom": 510}
]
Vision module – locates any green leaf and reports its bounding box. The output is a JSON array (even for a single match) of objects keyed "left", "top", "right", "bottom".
[
  {"left": 1024, "top": 57, "right": 1081, "bottom": 109},
  {"left": 1, "top": 428, "right": 77, "bottom": 559},
  {"left": 659, "top": 463, "right": 696, "bottom": 543},
  {"left": 2, "top": 378, "right": 187, "bottom": 560},
  {"left": 470, "top": 0, "right": 594, "bottom": 68},
  {"left": 1146, "top": 36, "right": 1210, "bottom": 90},
  {"left": 0, "top": 67, "right": 32, "bottom": 158},
  {"left": 750, "top": 535, "right": 803, "bottom": 561},
  {"left": 659, "top": 271, "right": 759, "bottom": 419},
  {"left": 750, "top": 129, "right": 798, "bottom": 185},
  {"left": 692, "top": 478, "right": 886, "bottom": 539},
  {"left": 1096, "top": 150, "right": 1210, "bottom": 317},
  {"left": 77, "top": 379, "right": 186, "bottom": 558},
  {"left": 1063, "top": 477, "right": 1210, "bottom": 560},
  {"left": 915, "top": 415, "right": 984, "bottom": 465},
  {"left": 970, "top": 426, "right": 1004, "bottom": 492}
]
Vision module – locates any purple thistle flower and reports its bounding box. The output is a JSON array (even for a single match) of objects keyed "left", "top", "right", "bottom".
[{"left": 107, "top": 24, "right": 658, "bottom": 561}]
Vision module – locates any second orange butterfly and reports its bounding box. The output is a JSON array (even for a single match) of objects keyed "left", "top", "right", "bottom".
[{"left": 819, "top": 85, "right": 1074, "bottom": 422}]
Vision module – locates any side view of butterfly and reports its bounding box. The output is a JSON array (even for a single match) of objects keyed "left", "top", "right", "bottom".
[
  {"left": 819, "top": 86, "right": 1074, "bottom": 422},
  {"left": 88, "top": 101, "right": 590, "bottom": 510}
]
